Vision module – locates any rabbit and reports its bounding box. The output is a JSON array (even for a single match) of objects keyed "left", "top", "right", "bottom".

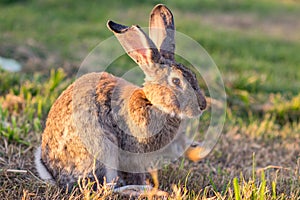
[{"left": 35, "top": 4, "right": 207, "bottom": 192}]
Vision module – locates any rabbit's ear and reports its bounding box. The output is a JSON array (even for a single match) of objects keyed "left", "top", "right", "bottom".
[
  {"left": 107, "top": 20, "right": 161, "bottom": 75},
  {"left": 149, "top": 4, "right": 175, "bottom": 61}
]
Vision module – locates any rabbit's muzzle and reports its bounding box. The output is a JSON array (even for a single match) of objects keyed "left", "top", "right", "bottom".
[{"left": 196, "top": 90, "right": 207, "bottom": 111}]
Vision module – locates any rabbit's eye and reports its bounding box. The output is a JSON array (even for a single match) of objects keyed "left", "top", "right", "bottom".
[{"left": 172, "top": 77, "right": 181, "bottom": 86}]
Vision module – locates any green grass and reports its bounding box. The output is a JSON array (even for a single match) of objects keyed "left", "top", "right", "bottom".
[
  {"left": 1, "top": 0, "right": 299, "bottom": 91},
  {"left": 0, "top": 0, "right": 300, "bottom": 199}
]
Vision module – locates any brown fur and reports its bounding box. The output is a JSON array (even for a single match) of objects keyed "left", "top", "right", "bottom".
[
  {"left": 36, "top": 4, "right": 207, "bottom": 192},
  {"left": 143, "top": 83, "right": 180, "bottom": 115},
  {"left": 41, "top": 83, "right": 95, "bottom": 187},
  {"left": 128, "top": 89, "right": 151, "bottom": 127}
]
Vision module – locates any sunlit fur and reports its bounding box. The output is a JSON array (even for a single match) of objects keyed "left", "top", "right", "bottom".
[{"left": 35, "top": 4, "right": 206, "bottom": 192}]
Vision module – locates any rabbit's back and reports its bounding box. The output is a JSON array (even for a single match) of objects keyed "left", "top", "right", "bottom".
[{"left": 41, "top": 72, "right": 118, "bottom": 187}]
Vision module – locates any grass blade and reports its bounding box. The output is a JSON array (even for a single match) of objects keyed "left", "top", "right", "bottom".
[
  {"left": 233, "top": 177, "right": 241, "bottom": 200},
  {"left": 259, "top": 171, "right": 266, "bottom": 200}
]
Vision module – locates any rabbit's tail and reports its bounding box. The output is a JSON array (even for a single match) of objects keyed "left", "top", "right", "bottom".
[{"left": 34, "top": 146, "right": 54, "bottom": 183}]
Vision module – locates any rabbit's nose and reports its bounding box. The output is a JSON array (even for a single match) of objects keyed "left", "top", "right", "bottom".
[
  {"left": 198, "top": 96, "right": 207, "bottom": 111},
  {"left": 200, "top": 99, "right": 206, "bottom": 111}
]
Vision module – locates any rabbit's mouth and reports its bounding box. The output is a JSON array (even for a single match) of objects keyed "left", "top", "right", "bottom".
[{"left": 179, "top": 109, "right": 203, "bottom": 119}]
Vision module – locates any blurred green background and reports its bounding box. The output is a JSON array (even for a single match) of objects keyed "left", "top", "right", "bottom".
[{"left": 1, "top": 0, "right": 300, "bottom": 94}]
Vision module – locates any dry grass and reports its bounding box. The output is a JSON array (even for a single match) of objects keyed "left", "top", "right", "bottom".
[
  {"left": 0, "top": 80, "right": 299, "bottom": 199},
  {"left": 0, "top": 128, "right": 299, "bottom": 199}
]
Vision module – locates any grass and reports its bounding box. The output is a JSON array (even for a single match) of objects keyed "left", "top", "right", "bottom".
[{"left": 0, "top": 0, "right": 300, "bottom": 199}]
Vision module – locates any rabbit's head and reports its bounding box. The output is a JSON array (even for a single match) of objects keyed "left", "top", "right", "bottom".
[{"left": 107, "top": 4, "right": 206, "bottom": 118}]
